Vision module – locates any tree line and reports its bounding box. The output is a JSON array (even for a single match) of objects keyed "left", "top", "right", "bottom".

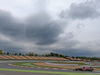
[
  {"left": 0, "top": 51, "right": 67, "bottom": 58},
  {"left": 0, "top": 50, "right": 100, "bottom": 60},
  {"left": 71, "top": 56, "right": 100, "bottom": 61}
]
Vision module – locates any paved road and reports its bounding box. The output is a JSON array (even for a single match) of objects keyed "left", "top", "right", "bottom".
[
  {"left": 0, "top": 70, "right": 61, "bottom": 75},
  {"left": 0, "top": 60, "right": 100, "bottom": 74},
  {"left": 0, "top": 60, "right": 63, "bottom": 75}
]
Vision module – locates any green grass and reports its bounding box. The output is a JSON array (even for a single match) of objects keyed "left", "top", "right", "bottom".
[{"left": 0, "top": 68, "right": 99, "bottom": 75}]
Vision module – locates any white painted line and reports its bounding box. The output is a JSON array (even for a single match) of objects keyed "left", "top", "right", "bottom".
[
  {"left": 62, "top": 69, "right": 67, "bottom": 70},
  {"left": 45, "top": 68, "right": 49, "bottom": 69},
  {"left": 52, "top": 68, "right": 58, "bottom": 70}
]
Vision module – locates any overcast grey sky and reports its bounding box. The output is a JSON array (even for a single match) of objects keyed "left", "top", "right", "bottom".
[{"left": 0, "top": 0, "right": 100, "bottom": 57}]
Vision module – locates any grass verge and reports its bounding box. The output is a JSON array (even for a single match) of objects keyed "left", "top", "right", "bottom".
[{"left": 0, "top": 68, "right": 99, "bottom": 75}]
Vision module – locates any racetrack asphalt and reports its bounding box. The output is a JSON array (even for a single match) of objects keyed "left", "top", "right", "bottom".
[
  {"left": 0, "top": 60, "right": 100, "bottom": 75},
  {"left": 0, "top": 60, "right": 63, "bottom": 75},
  {"left": 0, "top": 70, "right": 62, "bottom": 75}
]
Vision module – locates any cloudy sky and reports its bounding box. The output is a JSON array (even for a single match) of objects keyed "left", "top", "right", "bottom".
[{"left": 0, "top": 0, "right": 100, "bottom": 57}]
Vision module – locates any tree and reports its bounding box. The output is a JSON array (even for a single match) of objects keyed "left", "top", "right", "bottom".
[
  {"left": 7, "top": 52, "right": 9, "bottom": 55},
  {"left": 28, "top": 52, "right": 32, "bottom": 56},
  {"left": 50, "top": 53, "right": 55, "bottom": 56},
  {"left": 35, "top": 54, "right": 38, "bottom": 56},
  {"left": 28, "top": 52, "right": 34, "bottom": 56},
  {"left": 72, "top": 56, "right": 74, "bottom": 58},
  {"left": 0, "top": 50, "right": 2, "bottom": 54},
  {"left": 19, "top": 53, "right": 22, "bottom": 56},
  {"left": 14, "top": 53, "right": 18, "bottom": 55},
  {"left": 31, "top": 52, "right": 34, "bottom": 56},
  {"left": 45, "top": 54, "right": 49, "bottom": 57},
  {"left": 60, "top": 55, "right": 62, "bottom": 57},
  {"left": 57, "top": 55, "right": 60, "bottom": 57},
  {"left": 55, "top": 53, "right": 59, "bottom": 57},
  {"left": 62, "top": 55, "right": 65, "bottom": 58},
  {"left": 42, "top": 54, "right": 45, "bottom": 56}
]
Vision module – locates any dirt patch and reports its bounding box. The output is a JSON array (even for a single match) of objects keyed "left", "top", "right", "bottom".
[
  {"left": 94, "top": 68, "right": 100, "bottom": 70},
  {"left": 33, "top": 62, "right": 81, "bottom": 68}
]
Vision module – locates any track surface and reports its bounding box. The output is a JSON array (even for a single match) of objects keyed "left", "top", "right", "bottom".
[
  {"left": 0, "top": 70, "right": 60, "bottom": 75},
  {"left": 0, "top": 60, "right": 100, "bottom": 75}
]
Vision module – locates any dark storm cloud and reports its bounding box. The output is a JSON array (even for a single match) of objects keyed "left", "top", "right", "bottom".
[
  {"left": 59, "top": 0, "right": 100, "bottom": 19},
  {"left": 0, "top": 9, "right": 79, "bottom": 54},
  {"left": 25, "top": 12, "right": 64, "bottom": 45},
  {"left": 0, "top": 10, "right": 24, "bottom": 38},
  {"left": 1, "top": 0, "right": 100, "bottom": 57},
  {"left": 0, "top": 38, "right": 23, "bottom": 53},
  {"left": 0, "top": 10, "right": 64, "bottom": 45},
  {"left": 56, "top": 48, "right": 100, "bottom": 57},
  {"left": 59, "top": 32, "right": 79, "bottom": 48}
]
